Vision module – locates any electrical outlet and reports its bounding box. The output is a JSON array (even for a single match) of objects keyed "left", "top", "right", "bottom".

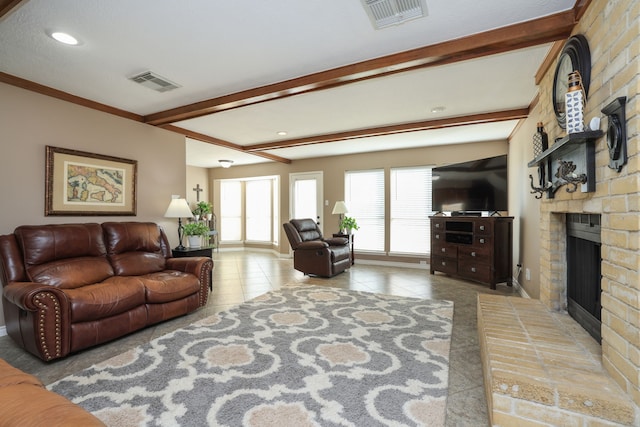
[{"left": 525, "top": 268, "right": 531, "bottom": 281}]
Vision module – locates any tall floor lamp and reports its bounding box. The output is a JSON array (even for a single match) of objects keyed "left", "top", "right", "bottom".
[
  {"left": 164, "top": 197, "right": 194, "bottom": 250},
  {"left": 332, "top": 201, "right": 349, "bottom": 233}
]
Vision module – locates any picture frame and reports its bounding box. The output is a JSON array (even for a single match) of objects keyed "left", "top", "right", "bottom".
[{"left": 45, "top": 146, "right": 137, "bottom": 216}]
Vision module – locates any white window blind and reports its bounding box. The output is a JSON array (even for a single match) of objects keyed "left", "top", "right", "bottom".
[
  {"left": 220, "top": 180, "right": 242, "bottom": 241},
  {"left": 345, "top": 169, "right": 384, "bottom": 252},
  {"left": 390, "top": 167, "right": 432, "bottom": 254},
  {"left": 246, "top": 179, "right": 271, "bottom": 242}
]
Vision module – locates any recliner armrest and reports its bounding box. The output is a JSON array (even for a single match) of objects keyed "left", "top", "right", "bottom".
[
  {"left": 324, "top": 237, "right": 348, "bottom": 246},
  {"left": 166, "top": 256, "right": 213, "bottom": 277},
  {"left": 297, "top": 241, "right": 329, "bottom": 250},
  {"left": 3, "top": 282, "right": 69, "bottom": 311}
]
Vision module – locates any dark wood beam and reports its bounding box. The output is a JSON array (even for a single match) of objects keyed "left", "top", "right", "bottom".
[
  {"left": 162, "top": 125, "right": 292, "bottom": 164},
  {"left": 0, "top": 72, "right": 144, "bottom": 122},
  {"left": 144, "top": 11, "right": 574, "bottom": 126},
  {"left": 245, "top": 109, "right": 530, "bottom": 152},
  {"left": 0, "top": 0, "right": 25, "bottom": 19}
]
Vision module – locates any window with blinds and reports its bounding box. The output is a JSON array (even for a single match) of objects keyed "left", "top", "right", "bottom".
[
  {"left": 219, "top": 176, "right": 279, "bottom": 243},
  {"left": 246, "top": 179, "right": 272, "bottom": 242},
  {"left": 220, "top": 180, "right": 242, "bottom": 241},
  {"left": 390, "top": 166, "right": 432, "bottom": 254},
  {"left": 345, "top": 169, "right": 384, "bottom": 252}
]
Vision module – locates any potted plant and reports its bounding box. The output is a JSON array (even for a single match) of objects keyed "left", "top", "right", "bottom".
[
  {"left": 340, "top": 216, "right": 359, "bottom": 234},
  {"left": 183, "top": 221, "right": 210, "bottom": 248},
  {"left": 197, "top": 201, "right": 213, "bottom": 220}
]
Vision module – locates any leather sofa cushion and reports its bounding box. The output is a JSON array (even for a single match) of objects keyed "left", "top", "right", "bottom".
[
  {"left": 16, "top": 223, "right": 107, "bottom": 266},
  {"left": 141, "top": 271, "right": 201, "bottom": 303},
  {"left": 28, "top": 257, "right": 114, "bottom": 289},
  {"left": 15, "top": 224, "right": 114, "bottom": 287},
  {"left": 65, "top": 277, "right": 146, "bottom": 323},
  {"left": 103, "top": 222, "right": 166, "bottom": 275}
]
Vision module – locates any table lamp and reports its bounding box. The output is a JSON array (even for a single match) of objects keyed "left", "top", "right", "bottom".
[
  {"left": 332, "top": 201, "right": 348, "bottom": 233},
  {"left": 164, "top": 197, "right": 194, "bottom": 250}
]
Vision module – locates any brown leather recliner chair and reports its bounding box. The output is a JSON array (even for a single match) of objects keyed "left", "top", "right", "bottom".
[{"left": 283, "top": 218, "right": 351, "bottom": 277}]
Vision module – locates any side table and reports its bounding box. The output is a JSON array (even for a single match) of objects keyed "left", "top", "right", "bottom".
[
  {"left": 333, "top": 233, "right": 355, "bottom": 265},
  {"left": 172, "top": 246, "right": 214, "bottom": 290}
]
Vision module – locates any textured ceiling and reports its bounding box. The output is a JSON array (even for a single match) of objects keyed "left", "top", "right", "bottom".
[{"left": 0, "top": 0, "right": 577, "bottom": 167}]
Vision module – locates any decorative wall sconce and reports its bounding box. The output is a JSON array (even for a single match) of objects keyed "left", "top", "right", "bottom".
[
  {"left": 554, "top": 160, "right": 587, "bottom": 193},
  {"left": 602, "top": 96, "right": 627, "bottom": 172},
  {"left": 529, "top": 174, "right": 551, "bottom": 199}
]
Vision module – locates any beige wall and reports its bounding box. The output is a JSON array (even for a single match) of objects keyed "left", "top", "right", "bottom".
[
  {"left": 186, "top": 165, "right": 210, "bottom": 209},
  {"left": 0, "top": 82, "right": 188, "bottom": 327},
  {"left": 508, "top": 115, "right": 543, "bottom": 299},
  {"left": 207, "top": 140, "right": 509, "bottom": 260}
]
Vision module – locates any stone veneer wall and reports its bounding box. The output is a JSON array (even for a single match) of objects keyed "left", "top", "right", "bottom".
[{"left": 534, "top": 0, "right": 640, "bottom": 406}]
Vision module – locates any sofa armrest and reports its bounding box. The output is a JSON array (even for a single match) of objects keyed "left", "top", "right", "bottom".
[
  {"left": 297, "top": 241, "right": 329, "bottom": 250},
  {"left": 166, "top": 257, "right": 213, "bottom": 277},
  {"left": 166, "top": 257, "right": 213, "bottom": 305},
  {"left": 3, "top": 283, "right": 70, "bottom": 361},
  {"left": 0, "top": 359, "right": 105, "bottom": 426}
]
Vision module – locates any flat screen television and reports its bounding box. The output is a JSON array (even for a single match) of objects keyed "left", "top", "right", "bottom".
[{"left": 432, "top": 154, "right": 508, "bottom": 214}]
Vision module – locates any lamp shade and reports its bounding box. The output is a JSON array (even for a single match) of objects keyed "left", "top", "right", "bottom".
[
  {"left": 164, "top": 198, "right": 193, "bottom": 218},
  {"left": 332, "top": 201, "right": 348, "bottom": 215}
]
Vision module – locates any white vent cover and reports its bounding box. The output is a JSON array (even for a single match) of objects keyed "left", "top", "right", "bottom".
[
  {"left": 361, "top": 0, "right": 428, "bottom": 29},
  {"left": 128, "top": 71, "right": 181, "bottom": 92}
]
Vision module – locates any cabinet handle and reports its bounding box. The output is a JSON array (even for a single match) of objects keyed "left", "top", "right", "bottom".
[
  {"left": 435, "top": 234, "right": 440, "bottom": 239},
  {"left": 471, "top": 251, "right": 476, "bottom": 257},
  {"left": 441, "top": 247, "right": 446, "bottom": 253},
  {"left": 471, "top": 267, "right": 476, "bottom": 273},
  {"left": 441, "top": 261, "right": 446, "bottom": 266},
  {"left": 435, "top": 223, "right": 440, "bottom": 228},
  {"left": 480, "top": 225, "right": 485, "bottom": 231},
  {"left": 479, "top": 238, "right": 485, "bottom": 244}
]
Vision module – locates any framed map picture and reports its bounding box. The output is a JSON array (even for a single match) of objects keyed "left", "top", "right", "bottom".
[{"left": 45, "top": 146, "right": 137, "bottom": 216}]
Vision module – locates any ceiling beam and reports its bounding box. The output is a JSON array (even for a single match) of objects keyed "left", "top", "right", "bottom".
[
  {"left": 245, "top": 109, "right": 530, "bottom": 152},
  {"left": 162, "top": 125, "right": 292, "bottom": 164},
  {"left": 0, "top": 0, "right": 25, "bottom": 20},
  {"left": 144, "top": 11, "right": 575, "bottom": 126},
  {"left": 0, "top": 72, "right": 144, "bottom": 122}
]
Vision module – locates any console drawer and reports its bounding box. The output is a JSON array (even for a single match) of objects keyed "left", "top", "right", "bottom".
[
  {"left": 432, "top": 244, "right": 458, "bottom": 258},
  {"left": 459, "top": 246, "right": 491, "bottom": 264},
  {"left": 474, "top": 220, "right": 493, "bottom": 236},
  {"left": 431, "top": 255, "right": 457, "bottom": 275},
  {"left": 458, "top": 263, "right": 492, "bottom": 283}
]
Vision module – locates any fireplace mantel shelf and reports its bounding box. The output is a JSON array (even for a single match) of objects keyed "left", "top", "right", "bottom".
[{"left": 528, "top": 130, "right": 603, "bottom": 198}]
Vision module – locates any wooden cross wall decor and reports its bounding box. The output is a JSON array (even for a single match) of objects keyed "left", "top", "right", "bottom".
[{"left": 193, "top": 184, "right": 203, "bottom": 202}]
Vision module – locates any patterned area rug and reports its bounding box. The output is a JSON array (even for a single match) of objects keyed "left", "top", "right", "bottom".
[{"left": 49, "top": 285, "right": 454, "bottom": 426}]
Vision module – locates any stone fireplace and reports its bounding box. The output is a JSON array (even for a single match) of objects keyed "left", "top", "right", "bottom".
[{"left": 532, "top": 1, "right": 640, "bottom": 409}]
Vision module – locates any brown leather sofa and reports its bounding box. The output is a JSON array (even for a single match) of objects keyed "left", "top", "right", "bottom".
[
  {"left": 0, "top": 222, "right": 213, "bottom": 361},
  {"left": 0, "top": 358, "right": 105, "bottom": 426},
  {"left": 283, "top": 218, "right": 351, "bottom": 277}
]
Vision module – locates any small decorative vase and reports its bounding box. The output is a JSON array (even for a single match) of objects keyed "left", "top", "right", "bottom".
[
  {"left": 565, "top": 71, "right": 585, "bottom": 134},
  {"left": 533, "top": 122, "right": 548, "bottom": 155},
  {"left": 187, "top": 235, "right": 201, "bottom": 248},
  {"left": 206, "top": 213, "right": 213, "bottom": 221}
]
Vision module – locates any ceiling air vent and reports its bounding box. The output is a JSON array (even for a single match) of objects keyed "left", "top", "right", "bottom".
[
  {"left": 128, "top": 71, "right": 181, "bottom": 93},
  {"left": 361, "top": 0, "right": 428, "bottom": 29}
]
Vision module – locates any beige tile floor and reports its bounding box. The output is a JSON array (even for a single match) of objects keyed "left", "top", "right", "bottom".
[{"left": 0, "top": 251, "right": 519, "bottom": 426}]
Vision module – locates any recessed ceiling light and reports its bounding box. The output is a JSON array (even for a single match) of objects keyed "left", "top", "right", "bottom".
[
  {"left": 277, "top": 131, "right": 288, "bottom": 136},
  {"left": 431, "top": 106, "right": 446, "bottom": 113},
  {"left": 48, "top": 31, "right": 80, "bottom": 46}
]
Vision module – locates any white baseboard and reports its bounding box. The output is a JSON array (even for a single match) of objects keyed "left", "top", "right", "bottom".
[
  {"left": 0, "top": 326, "right": 6, "bottom": 337},
  {"left": 511, "top": 278, "right": 531, "bottom": 298}
]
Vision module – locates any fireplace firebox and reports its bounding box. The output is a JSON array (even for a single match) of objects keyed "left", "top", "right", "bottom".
[{"left": 566, "top": 213, "right": 602, "bottom": 342}]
